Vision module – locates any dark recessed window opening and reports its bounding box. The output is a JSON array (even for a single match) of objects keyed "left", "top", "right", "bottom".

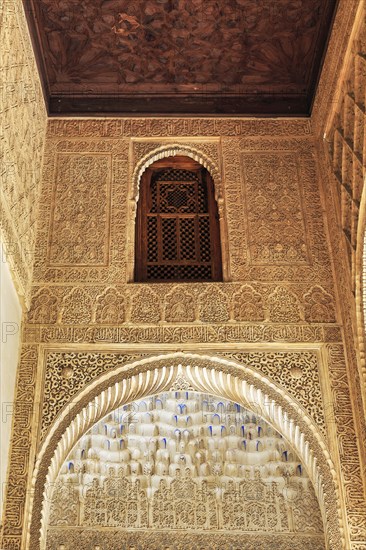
[{"left": 135, "top": 156, "right": 223, "bottom": 282}]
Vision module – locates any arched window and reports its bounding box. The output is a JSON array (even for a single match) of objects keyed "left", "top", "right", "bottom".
[{"left": 135, "top": 156, "right": 222, "bottom": 282}]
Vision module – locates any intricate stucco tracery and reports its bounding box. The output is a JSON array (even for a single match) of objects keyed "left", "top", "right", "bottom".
[
  {"left": 27, "top": 282, "right": 338, "bottom": 326},
  {"left": 27, "top": 354, "right": 343, "bottom": 550},
  {"left": 132, "top": 142, "right": 223, "bottom": 202},
  {"left": 2, "top": 6, "right": 366, "bottom": 544},
  {"left": 46, "top": 391, "right": 325, "bottom": 549},
  {"left": 40, "top": 350, "right": 326, "bottom": 442},
  {"left": 0, "top": 0, "right": 47, "bottom": 302}
]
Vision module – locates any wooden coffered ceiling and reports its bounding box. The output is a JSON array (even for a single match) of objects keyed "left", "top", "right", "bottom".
[{"left": 24, "top": 0, "right": 338, "bottom": 116}]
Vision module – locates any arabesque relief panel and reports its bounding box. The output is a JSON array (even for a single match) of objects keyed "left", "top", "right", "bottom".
[
  {"left": 0, "top": 0, "right": 47, "bottom": 303},
  {"left": 31, "top": 124, "right": 336, "bottom": 326},
  {"left": 48, "top": 153, "right": 111, "bottom": 266},
  {"left": 33, "top": 138, "right": 130, "bottom": 284},
  {"left": 241, "top": 152, "right": 309, "bottom": 265},
  {"left": 40, "top": 349, "right": 326, "bottom": 442}
]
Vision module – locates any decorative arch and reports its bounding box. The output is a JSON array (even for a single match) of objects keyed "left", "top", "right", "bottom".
[
  {"left": 127, "top": 144, "right": 230, "bottom": 281},
  {"left": 132, "top": 144, "right": 222, "bottom": 204},
  {"left": 27, "top": 353, "right": 344, "bottom": 549}
]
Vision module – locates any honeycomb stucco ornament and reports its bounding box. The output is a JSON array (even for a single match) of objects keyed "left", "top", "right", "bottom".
[{"left": 26, "top": 353, "right": 344, "bottom": 550}]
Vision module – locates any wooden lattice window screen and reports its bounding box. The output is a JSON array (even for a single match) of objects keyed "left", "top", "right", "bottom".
[{"left": 135, "top": 156, "right": 222, "bottom": 282}]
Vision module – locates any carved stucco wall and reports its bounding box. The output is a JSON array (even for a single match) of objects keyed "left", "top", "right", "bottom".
[
  {"left": 0, "top": 0, "right": 47, "bottom": 304},
  {"left": 0, "top": 250, "right": 22, "bottom": 519},
  {"left": 324, "top": 0, "right": 366, "bottom": 403},
  {"left": 1, "top": 1, "right": 365, "bottom": 548},
  {"left": 317, "top": 7, "right": 366, "bottom": 544},
  {"left": 30, "top": 354, "right": 340, "bottom": 550},
  {"left": 0, "top": 0, "right": 47, "bottom": 542},
  {"left": 311, "top": 0, "right": 361, "bottom": 137},
  {"left": 30, "top": 124, "right": 336, "bottom": 318},
  {"left": 0, "top": 115, "right": 362, "bottom": 550}
]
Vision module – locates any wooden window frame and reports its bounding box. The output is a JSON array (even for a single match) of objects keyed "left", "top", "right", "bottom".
[{"left": 135, "top": 156, "right": 222, "bottom": 283}]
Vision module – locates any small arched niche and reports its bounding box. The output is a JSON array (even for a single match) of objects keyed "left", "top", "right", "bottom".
[
  {"left": 45, "top": 391, "right": 326, "bottom": 550},
  {"left": 135, "top": 155, "right": 223, "bottom": 282}
]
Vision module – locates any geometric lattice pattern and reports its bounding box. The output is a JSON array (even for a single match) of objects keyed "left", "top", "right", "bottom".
[
  {"left": 138, "top": 163, "right": 220, "bottom": 282},
  {"left": 147, "top": 264, "right": 212, "bottom": 280}
]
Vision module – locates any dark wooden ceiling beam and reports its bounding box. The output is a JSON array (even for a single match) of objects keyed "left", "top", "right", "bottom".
[{"left": 49, "top": 94, "right": 310, "bottom": 117}]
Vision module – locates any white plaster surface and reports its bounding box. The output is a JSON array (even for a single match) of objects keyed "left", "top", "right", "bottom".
[{"left": 0, "top": 244, "right": 22, "bottom": 518}]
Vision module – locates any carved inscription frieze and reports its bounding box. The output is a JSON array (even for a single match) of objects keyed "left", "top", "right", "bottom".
[
  {"left": 1, "top": 345, "right": 39, "bottom": 548},
  {"left": 46, "top": 118, "right": 312, "bottom": 139},
  {"left": 326, "top": 344, "right": 366, "bottom": 545},
  {"left": 25, "top": 323, "right": 342, "bottom": 346},
  {"left": 46, "top": 529, "right": 326, "bottom": 550}
]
